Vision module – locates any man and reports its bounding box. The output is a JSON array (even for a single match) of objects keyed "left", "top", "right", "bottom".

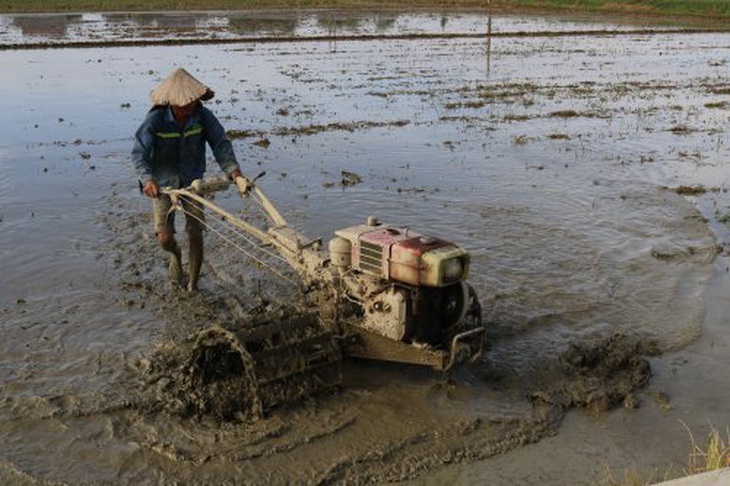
[{"left": 132, "top": 67, "right": 245, "bottom": 292}]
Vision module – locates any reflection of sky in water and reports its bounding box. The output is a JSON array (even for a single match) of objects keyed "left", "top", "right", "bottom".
[
  {"left": 0, "top": 23, "right": 726, "bottom": 257},
  {"left": 0, "top": 11, "right": 682, "bottom": 46}
]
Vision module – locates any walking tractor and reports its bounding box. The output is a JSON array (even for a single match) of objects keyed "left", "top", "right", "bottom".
[{"left": 163, "top": 174, "right": 485, "bottom": 418}]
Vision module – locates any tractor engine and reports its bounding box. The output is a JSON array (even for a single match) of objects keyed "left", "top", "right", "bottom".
[{"left": 328, "top": 217, "right": 472, "bottom": 348}]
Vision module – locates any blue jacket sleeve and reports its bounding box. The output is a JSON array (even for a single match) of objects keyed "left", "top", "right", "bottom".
[
  {"left": 132, "top": 112, "right": 157, "bottom": 184},
  {"left": 199, "top": 106, "right": 241, "bottom": 177}
]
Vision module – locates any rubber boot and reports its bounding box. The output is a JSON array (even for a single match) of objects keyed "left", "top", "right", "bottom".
[
  {"left": 168, "top": 243, "right": 184, "bottom": 288},
  {"left": 187, "top": 232, "right": 203, "bottom": 293}
]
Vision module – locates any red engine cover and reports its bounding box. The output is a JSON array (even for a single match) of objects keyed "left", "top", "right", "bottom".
[{"left": 356, "top": 227, "right": 451, "bottom": 285}]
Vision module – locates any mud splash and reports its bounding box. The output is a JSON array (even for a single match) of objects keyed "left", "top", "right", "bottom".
[{"left": 531, "top": 333, "right": 654, "bottom": 416}]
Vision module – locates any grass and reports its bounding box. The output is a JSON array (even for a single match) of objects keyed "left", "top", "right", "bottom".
[
  {"left": 0, "top": 0, "right": 728, "bottom": 19},
  {"left": 601, "top": 424, "right": 730, "bottom": 485},
  {"left": 600, "top": 466, "right": 661, "bottom": 486},
  {"left": 519, "top": 0, "right": 729, "bottom": 18},
  {"left": 684, "top": 423, "right": 730, "bottom": 475}
]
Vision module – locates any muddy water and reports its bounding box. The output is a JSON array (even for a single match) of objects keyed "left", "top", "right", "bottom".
[{"left": 1, "top": 11, "right": 729, "bottom": 485}]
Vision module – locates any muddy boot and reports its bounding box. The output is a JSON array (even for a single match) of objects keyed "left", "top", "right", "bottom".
[
  {"left": 168, "top": 240, "right": 185, "bottom": 288},
  {"left": 187, "top": 234, "right": 203, "bottom": 293},
  {"left": 169, "top": 253, "right": 184, "bottom": 288}
]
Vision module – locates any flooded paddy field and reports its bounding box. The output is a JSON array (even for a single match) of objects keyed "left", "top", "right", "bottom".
[{"left": 1, "top": 10, "right": 729, "bottom": 485}]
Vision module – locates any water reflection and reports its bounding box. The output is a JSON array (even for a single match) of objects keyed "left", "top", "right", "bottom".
[
  {"left": 228, "top": 15, "right": 298, "bottom": 35},
  {"left": 10, "top": 14, "right": 81, "bottom": 38},
  {"left": 0, "top": 10, "right": 687, "bottom": 47}
]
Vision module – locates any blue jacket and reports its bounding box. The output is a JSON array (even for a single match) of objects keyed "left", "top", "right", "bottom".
[{"left": 132, "top": 104, "right": 240, "bottom": 188}]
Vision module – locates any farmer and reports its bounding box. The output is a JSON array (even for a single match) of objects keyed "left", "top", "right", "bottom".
[{"left": 132, "top": 67, "right": 246, "bottom": 292}]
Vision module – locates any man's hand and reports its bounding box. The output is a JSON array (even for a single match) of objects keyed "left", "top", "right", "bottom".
[
  {"left": 231, "top": 169, "right": 251, "bottom": 196},
  {"left": 143, "top": 179, "right": 160, "bottom": 198},
  {"left": 235, "top": 175, "right": 251, "bottom": 196}
]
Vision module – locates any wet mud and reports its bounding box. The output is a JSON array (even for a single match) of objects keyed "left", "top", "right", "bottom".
[
  {"left": 1, "top": 9, "right": 729, "bottom": 485},
  {"left": 24, "top": 187, "right": 662, "bottom": 484},
  {"left": 42, "top": 285, "right": 655, "bottom": 484},
  {"left": 533, "top": 334, "right": 654, "bottom": 415}
]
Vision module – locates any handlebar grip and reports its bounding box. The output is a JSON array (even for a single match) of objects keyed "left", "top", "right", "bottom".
[
  {"left": 190, "top": 176, "right": 231, "bottom": 194},
  {"left": 235, "top": 176, "right": 251, "bottom": 195}
]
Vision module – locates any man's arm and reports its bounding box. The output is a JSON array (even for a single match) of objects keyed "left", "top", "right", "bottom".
[
  {"left": 199, "top": 107, "right": 242, "bottom": 179},
  {"left": 132, "top": 114, "right": 159, "bottom": 197}
]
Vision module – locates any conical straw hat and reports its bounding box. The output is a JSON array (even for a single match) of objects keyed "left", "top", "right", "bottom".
[{"left": 150, "top": 68, "right": 215, "bottom": 106}]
